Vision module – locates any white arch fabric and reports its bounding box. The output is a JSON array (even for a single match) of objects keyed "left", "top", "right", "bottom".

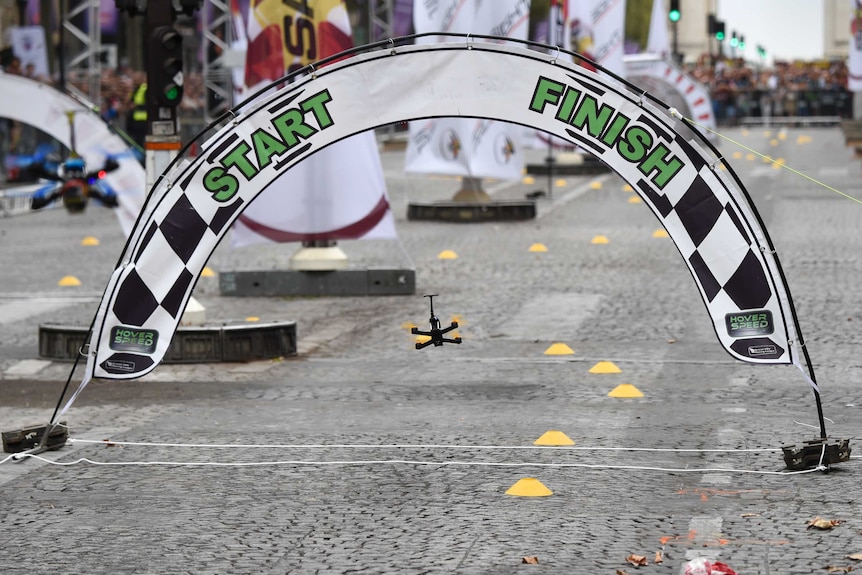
[
  {"left": 75, "top": 41, "right": 801, "bottom": 394},
  {"left": 0, "top": 72, "right": 145, "bottom": 235},
  {"left": 624, "top": 54, "right": 718, "bottom": 141}
]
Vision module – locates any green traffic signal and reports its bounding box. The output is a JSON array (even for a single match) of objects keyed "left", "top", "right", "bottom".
[
  {"left": 716, "top": 31, "right": 725, "bottom": 41},
  {"left": 165, "top": 85, "right": 180, "bottom": 102},
  {"left": 669, "top": 9, "right": 681, "bottom": 22}
]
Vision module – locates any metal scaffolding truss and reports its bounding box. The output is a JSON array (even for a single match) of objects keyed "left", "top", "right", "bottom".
[
  {"left": 63, "top": 0, "right": 101, "bottom": 106},
  {"left": 367, "top": 0, "right": 394, "bottom": 43},
  {"left": 202, "top": 0, "right": 235, "bottom": 123}
]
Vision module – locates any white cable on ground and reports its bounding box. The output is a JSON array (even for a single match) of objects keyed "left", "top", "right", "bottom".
[
  {"left": 67, "top": 439, "right": 784, "bottom": 452},
  {"left": 8, "top": 452, "right": 839, "bottom": 476}
]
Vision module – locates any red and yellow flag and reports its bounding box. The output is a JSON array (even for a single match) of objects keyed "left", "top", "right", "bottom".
[{"left": 245, "top": 0, "right": 353, "bottom": 87}]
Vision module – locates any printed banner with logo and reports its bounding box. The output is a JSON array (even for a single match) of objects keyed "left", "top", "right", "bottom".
[
  {"left": 404, "top": 0, "right": 530, "bottom": 180},
  {"left": 68, "top": 40, "right": 806, "bottom": 409},
  {"left": 569, "top": 0, "right": 626, "bottom": 76},
  {"left": 231, "top": 0, "right": 396, "bottom": 247}
]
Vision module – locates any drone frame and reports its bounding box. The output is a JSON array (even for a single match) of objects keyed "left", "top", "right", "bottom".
[{"left": 411, "top": 294, "right": 462, "bottom": 350}]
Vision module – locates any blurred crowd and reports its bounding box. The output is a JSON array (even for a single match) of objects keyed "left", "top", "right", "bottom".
[{"left": 686, "top": 57, "right": 852, "bottom": 124}]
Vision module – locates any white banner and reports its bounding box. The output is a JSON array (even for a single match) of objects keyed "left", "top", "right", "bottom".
[
  {"left": 231, "top": 0, "right": 395, "bottom": 248},
  {"left": 646, "top": 0, "right": 671, "bottom": 58},
  {"left": 5, "top": 26, "right": 50, "bottom": 79},
  {"left": 850, "top": 0, "right": 862, "bottom": 91},
  {"left": 569, "top": 0, "right": 626, "bottom": 77},
  {"left": 405, "top": 0, "right": 529, "bottom": 179}
]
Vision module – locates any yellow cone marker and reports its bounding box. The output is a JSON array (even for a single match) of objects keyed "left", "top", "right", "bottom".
[
  {"left": 769, "top": 139, "right": 778, "bottom": 147},
  {"left": 438, "top": 250, "right": 458, "bottom": 259},
  {"left": 741, "top": 129, "right": 749, "bottom": 136},
  {"left": 797, "top": 135, "right": 812, "bottom": 144},
  {"left": 746, "top": 153, "right": 755, "bottom": 161},
  {"left": 591, "top": 235, "right": 609, "bottom": 244},
  {"left": 622, "top": 184, "right": 633, "bottom": 192},
  {"left": 628, "top": 195, "right": 641, "bottom": 204},
  {"left": 529, "top": 243, "right": 548, "bottom": 252},
  {"left": 245, "top": 316, "right": 260, "bottom": 322},
  {"left": 554, "top": 178, "right": 567, "bottom": 187},
  {"left": 506, "top": 478, "right": 553, "bottom": 497},
  {"left": 652, "top": 229, "right": 669, "bottom": 238},
  {"left": 608, "top": 384, "right": 644, "bottom": 398},
  {"left": 534, "top": 430, "right": 575, "bottom": 446},
  {"left": 58, "top": 276, "right": 81, "bottom": 287},
  {"left": 778, "top": 131, "right": 787, "bottom": 140},
  {"left": 544, "top": 342, "right": 574, "bottom": 355},
  {"left": 732, "top": 151, "right": 742, "bottom": 159},
  {"left": 81, "top": 236, "right": 99, "bottom": 246},
  {"left": 522, "top": 176, "right": 535, "bottom": 185},
  {"left": 589, "top": 180, "right": 602, "bottom": 189},
  {"left": 589, "top": 361, "right": 622, "bottom": 374},
  {"left": 201, "top": 266, "right": 215, "bottom": 277}
]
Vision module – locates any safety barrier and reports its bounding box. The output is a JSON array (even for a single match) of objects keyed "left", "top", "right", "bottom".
[{"left": 0, "top": 185, "right": 41, "bottom": 217}]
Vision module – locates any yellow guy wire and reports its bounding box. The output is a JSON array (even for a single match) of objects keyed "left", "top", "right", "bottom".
[{"left": 674, "top": 110, "right": 862, "bottom": 206}]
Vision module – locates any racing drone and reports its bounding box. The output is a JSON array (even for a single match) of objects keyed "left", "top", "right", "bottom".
[
  {"left": 412, "top": 294, "right": 462, "bottom": 350},
  {"left": 29, "top": 110, "right": 120, "bottom": 214}
]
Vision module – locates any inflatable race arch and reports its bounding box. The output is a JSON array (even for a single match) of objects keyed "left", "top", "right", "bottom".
[{"left": 66, "top": 36, "right": 821, "bottom": 429}]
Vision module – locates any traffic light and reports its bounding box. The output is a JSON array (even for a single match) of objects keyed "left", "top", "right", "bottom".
[
  {"left": 715, "top": 21, "right": 726, "bottom": 42},
  {"left": 739, "top": 35, "right": 746, "bottom": 49},
  {"left": 669, "top": 0, "right": 681, "bottom": 22},
  {"left": 730, "top": 32, "right": 739, "bottom": 48},
  {"left": 149, "top": 26, "right": 184, "bottom": 107}
]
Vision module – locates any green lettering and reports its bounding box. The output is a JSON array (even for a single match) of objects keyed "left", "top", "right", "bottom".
[
  {"left": 529, "top": 77, "right": 564, "bottom": 114},
  {"left": 300, "top": 90, "right": 334, "bottom": 129},
  {"left": 251, "top": 129, "right": 288, "bottom": 170},
  {"left": 571, "top": 95, "right": 614, "bottom": 139},
  {"left": 272, "top": 108, "right": 316, "bottom": 148},
  {"left": 601, "top": 114, "right": 630, "bottom": 147},
  {"left": 639, "top": 143, "right": 684, "bottom": 189},
  {"left": 555, "top": 87, "right": 580, "bottom": 123},
  {"left": 617, "top": 126, "right": 652, "bottom": 162},
  {"left": 204, "top": 167, "right": 240, "bottom": 202},
  {"left": 221, "top": 142, "right": 258, "bottom": 180}
]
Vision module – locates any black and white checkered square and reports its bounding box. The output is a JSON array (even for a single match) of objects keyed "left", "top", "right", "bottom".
[{"left": 110, "top": 191, "right": 243, "bottom": 328}]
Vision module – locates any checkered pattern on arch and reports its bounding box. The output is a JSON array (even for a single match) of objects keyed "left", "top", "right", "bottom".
[
  {"left": 629, "top": 133, "right": 774, "bottom": 314},
  {"left": 110, "top": 192, "right": 244, "bottom": 327}
]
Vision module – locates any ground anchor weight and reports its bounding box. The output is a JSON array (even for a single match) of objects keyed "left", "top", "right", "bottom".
[{"left": 782, "top": 438, "right": 851, "bottom": 471}]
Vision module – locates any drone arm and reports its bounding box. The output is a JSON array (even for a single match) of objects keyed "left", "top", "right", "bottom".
[
  {"left": 30, "top": 184, "right": 61, "bottom": 210},
  {"left": 439, "top": 322, "right": 459, "bottom": 335}
]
